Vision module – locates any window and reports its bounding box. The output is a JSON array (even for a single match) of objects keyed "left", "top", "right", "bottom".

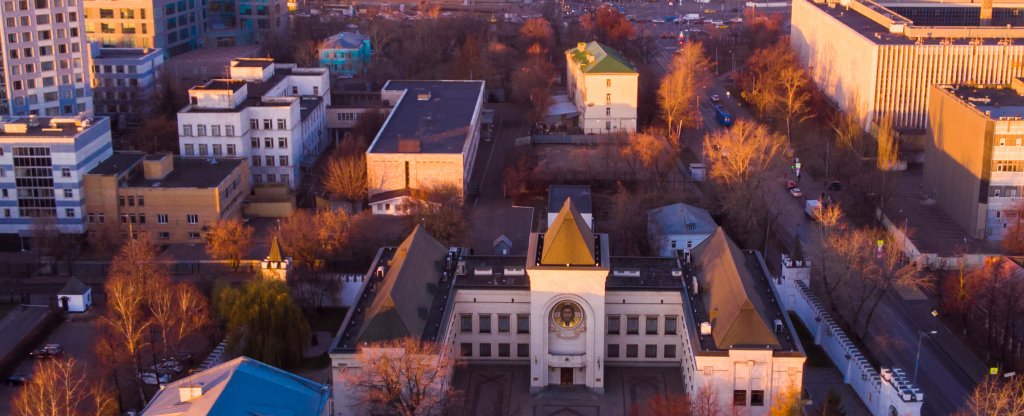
[
  {"left": 158, "top": 232, "right": 170, "bottom": 240},
  {"left": 733, "top": 390, "right": 747, "bottom": 406},
  {"left": 626, "top": 344, "right": 638, "bottom": 358},
  {"left": 665, "top": 317, "right": 677, "bottom": 335},
  {"left": 606, "top": 121, "right": 612, "bottom": 130},
  {"left": 265, "top": 138, "right": 273, "bottom": 148},
  {"left": 276, "top": 119, "right": 286, "bottom": 130},
  {"left": 279, "top": 156, "right": 288, "bottom": 167},
  {"left": 605, "top": 93, "right": 611, "bottom": 104},
  {"left": 517, "top": 343, "right": 529, "bottom": 357},
  {"left": 266, "top": 174, "right": 275, "bottom": 183},
  {"left": 460, "top": 314, "right": 472, "bottom": 332},
  {"left": 479, "top": 343, "right": 491, "bottom": 357},
  {"left": 212, "top": 144, "right": 222, "bottom": 156},
  {"left": 291, "top": 86, "right": 298, "bottom": 95},
  {"left": 87, "top": 214, "right": 94, "bottom": 223},
  {"left": 138, "top": 214, "right": 146, "bottom": 224},
  {"left": 606, "top": 107, "right": 611, "bottom": 116},
  {"left": 608, "top": 315, "right": 621, "bottom": 334},
  {"left": 664, "top": 344, "right": 676, "bottom": 358},
  {"left": 517, "top": 314, "right": 529, "bottom": 334},
  {"left": 186, "top": 214, "right": 198, "bottom": 224},
  {"left": 278, "top": 137, "right": 288, "bottom": 148},
  {"left": 98, "top": 214, "right": 104, "bottom": 223},
  {"left": 60, "top": 168, "right": 71, "bottom": 178},
  {"left": 607, "top": 344, "right": 620, "bottom": 358},
  {"left": 460, "top": 343, "right": 472, "bottom": 357},
  {"left": 188, "top": 231, "right": 201, "bottom": 239},
  {"left": 252, "top": 156, "right": 261, "bottom": 167},
  {"left": 646, "top": 317, "right": 658, "bottom": 335},
  {"left": 498, "top": 315, "right": 510, "bottom": 333},
  {"left": 264, "top": 156, "right": 274, "bottom": 167},
  {"left": 250, "top": 119, "right": 258, "bottom": 130},
  {"left": 498, "top": 343, "right": 510, "bottom": 357},
  {"left": 313, "top": 86, "right": 319, "bottom": 95},
  {"left": 626, "top": 316, "right": 639, "bottom": 334},
  {"left": 157, "top": 214, "right": 168, "bottom": 224},
  {"left": 263, "top": 119, "right": 271, "bottom": 130},
  {"left": 127, "top": 196, "right": 135, "bottom": 206},
  {"left": 479, "top": 314, "right": 491, "bottom": 333},
  {"left": 227, "top": 144, "right": 236, "bottom": 156},
  {"left": 750, "top": 390, "right": 765, "bottom": 406},
  {"left": 606, "top": 78, "right": 612, "bottom": 87},
  {"left": 184, "top": 144, "right": 194, "bottom": 156},
  {"left": 251, "top": 137, "right": 260, "bottom": 148},
  {"left": 645, "top": 344, "right": 657, "bottom": 358},
  {"left": 65, "top": 208, "right": 74, "bottom": 218},
  {"left": 198, "top": 144, "right": 208, "bottom": 156},
  {"left": 280, "top": 174, "right": 289, "bottom": 185},
  {"left": 225, "top": 125, "right": 235, "bottom": 136},
  {"left": 211, "top": 125, "right": 220, "bottom": 136},
  {"left": 63, "top": 189, "right": 72, "bottom": 198}
]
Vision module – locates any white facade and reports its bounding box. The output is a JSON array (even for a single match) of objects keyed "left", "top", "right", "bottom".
[
  {"left": 57, "top": 289, "right": 91, "bottom": 312},
  {"left": 565, "top": 42, "right": 639, "bottom": 134},
  {"left": 177, "top": 58, "right": 329, "bottom": 190}
]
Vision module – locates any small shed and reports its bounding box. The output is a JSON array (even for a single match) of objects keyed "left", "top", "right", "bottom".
[{"left": 57, "top": 277, "right": 92, "bottom": 313}]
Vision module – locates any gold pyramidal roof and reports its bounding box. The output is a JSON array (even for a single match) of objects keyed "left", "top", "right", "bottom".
[
  {"left": 541, "top": 198, "right": 596, "bottom": 266},
  {"left": 266, "top": 236, "right": 284, "bottom": 262}
]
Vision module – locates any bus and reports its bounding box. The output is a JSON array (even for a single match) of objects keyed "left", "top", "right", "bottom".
[{"left": 714, "top": 105, "right": 734, "bottom": 126}]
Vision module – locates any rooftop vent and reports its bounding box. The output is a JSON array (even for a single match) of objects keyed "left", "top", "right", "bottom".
[
  {"left": 27, "top": 114, "right": 38, "bottom": 127},
  {"left": 699, "top": 322, "right": 712, "bottom": 335},
  {"left": 178, "top": 384, "right": 205, "bottom": 402}
]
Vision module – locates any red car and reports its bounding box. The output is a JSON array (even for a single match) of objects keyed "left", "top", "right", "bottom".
[{"left": 785, "top": 181, "right": 797, "bottom": 190}]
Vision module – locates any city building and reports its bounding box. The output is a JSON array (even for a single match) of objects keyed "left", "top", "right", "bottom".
[
  {"left": 141, "top": 356, "right": 332, "bottom": 416},
  {"left": 204, "top": 0, "right": 288, "bottom": 47},
  {"left": 791, "top": 0, "right": 1024, "bottom": 131},
  {"left": 177, "top": 58, "right": 330, "bottom": 190},
  {"left": 326, "top": 89, "right": 384, "bottom": 136},
  {"left": 82, "top": 0, "right": 203, "bottom": 56},
  {"left": 83, "top": 152, "right": 248, "bottom": 244},
  {"left": 162, "top": 44, "right": 262, "bottom": 88},
  {"left": 0, "top": 0, "right": 93, "bottom": 116},
  {"left": 89, "top": 45, "right": 165, "bottom": 128},
  {"left": 0, "top": 116, "right": 112, "bottom": 246},
  {"left": 924, "top": 79, "right": 1024, "bottom": 240},
  {"left": 564, "top": 41, "right": 638, "bottom": 134},
  {"left": 647, "top": 202, "right": 716, "bottom": 256},
  {"left": 329, "top": 200, "right": 805, "bottom": 415},
  {"left": 366, "top": 80, "right": 485, "bottom": 201},
  {"left": 319, "top": 32, "right": 371, "bottom": 77}
]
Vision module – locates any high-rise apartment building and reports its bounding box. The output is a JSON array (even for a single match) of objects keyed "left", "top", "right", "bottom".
[
  {"left": 0, "top": 0, "right": 93, "bottom": 116},
  {"left": 791, "top": 0, "right": 1024, "bottom": 130},
  {"left": 82, "top": 0, "right": 203, "bottom": 56}
]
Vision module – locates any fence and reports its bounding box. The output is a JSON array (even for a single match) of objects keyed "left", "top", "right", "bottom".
[{"left": 773, "top": 255, "right": 924, "bottom": 416}]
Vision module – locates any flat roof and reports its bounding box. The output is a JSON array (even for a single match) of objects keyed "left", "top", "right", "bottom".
[
  {"left": 0, "top": 116, "right": 108, "bottom": 138},
  {"left": 194, "top": 79, "right": 246, "bottom": 92},
  {"left": 87, "top": 151, "right": 145, "bottom": 176},
  {"left": 92, "top": 47, "right": 162, "bottom": 61},
  {"left": 369, "top": 80, "right": 484, "bottom": 154},
  {"left": 127, "top": 157, "right": 243, "bottom": 188},
  {"left": 806, "top": 0, "right": 1024, "bottom": 45},
  {"left": 938, "top": 84, "right": 1024, "bottom": 119},
  {"left": 232, "top": 58, "right": 274, "bottom": 68}
]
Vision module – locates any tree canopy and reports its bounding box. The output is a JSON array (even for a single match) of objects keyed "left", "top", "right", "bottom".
[{"left": 215, "top": 279, "right": 310, "bottom": 368}]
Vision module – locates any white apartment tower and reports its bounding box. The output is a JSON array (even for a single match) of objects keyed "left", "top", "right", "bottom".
[
  {"left": 176, "top": 58, "right": 329, "bottom": 190},
  {"left": 0, "top": 0, "right": 93, "bottom": 116}
]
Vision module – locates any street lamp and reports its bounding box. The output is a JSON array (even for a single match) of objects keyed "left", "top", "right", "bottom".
[{"left": 913, "top": 330, "right": 938, "bottom": 384}]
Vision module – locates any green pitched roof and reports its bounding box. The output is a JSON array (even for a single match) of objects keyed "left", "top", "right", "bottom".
[
  {"left": 541, "top": 198, "right": 596, "bottom": 266},
  {"left": 566, "top": 41, "right": 638, "bottom": 74}
]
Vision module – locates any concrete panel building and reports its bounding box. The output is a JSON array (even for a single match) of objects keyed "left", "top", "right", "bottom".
[
  {"left": 89, "top": 45, "right": 165, "bottom": 128},
  {"left": 83, "top": 152, "right": 248, "bottom": 243},
  {"left": 0, "top": 115, "right": 112, "bottom": 241},
  {"left": 791, "top": 0, "right": 1024, "bottom": 130},
  {"left": 177, "top": 58, "right": 330, "bottom": 190},
  {"left": 319, "top": 32, "right": 371, "bottom": 77},
  {"left": 564, "top": 41, "right": 638, "bottom": 134},
  {"left": 204, "top": 0, "right": 288, "bottom": 47},
  {"left": 924, "top": 79, "right": 1024, "bottom": 240},
  {"left": 0, "top": 0, "right": 93, "bottom": 116},
  {"left": 329, "top": 201, "right": 805, "bottom": 416},
  {"left": 82, "top": 0, "right": 203, "bottom": 56},
  {"left": 366, "top": 80, "right": 485, "bottom": 201}
]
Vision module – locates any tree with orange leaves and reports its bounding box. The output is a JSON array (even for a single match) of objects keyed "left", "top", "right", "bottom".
[
  {"left": 11, "top": 357, "right": 117, "bottom": 416},
  {"left": 519, "top": 17, "right": 554, "bottom": 50},
  {"left": 580, "top": 4, "right": 635, "bottom": 48},
  {"left": 204, "top": 218, "right": 253, "bottom": 271}
]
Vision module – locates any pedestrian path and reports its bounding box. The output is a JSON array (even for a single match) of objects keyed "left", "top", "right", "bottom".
[{"left": 895, "top": 283, "right": 928, "bottom": 300}]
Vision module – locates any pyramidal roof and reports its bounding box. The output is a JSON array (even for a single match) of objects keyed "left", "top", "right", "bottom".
[
  {"left": 266, "top": 236, "right": 284, "bottom": 262},
  {"left": 690, "top": 227, "right": 780, "bottom": 349},
  {"left": 541, "top": 198, "right": 596, "bottom": 266},
  {"left": 356, "top": 225, "right": 448, "bottom": 344}
]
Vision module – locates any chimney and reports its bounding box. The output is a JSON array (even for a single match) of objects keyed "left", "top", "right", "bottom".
[
  {"left": 143, "top": 153, "right": 174, "bottom": 180},
  {"left": 981, "top": 0, "right": 993, "bottom": 25},
  {"left": 577, "top": 42, "right": 586, "bottom": 52},
  {"left": 178, "top": 385, "right": 204, "bottom": 402}
]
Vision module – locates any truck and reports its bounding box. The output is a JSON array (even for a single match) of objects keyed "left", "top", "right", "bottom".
[
  {"left": 805, "top": 199, "right": 822, "bottom": 220},
  {"left": 683, "top": 13, "right": 701, "bottom": 21}
]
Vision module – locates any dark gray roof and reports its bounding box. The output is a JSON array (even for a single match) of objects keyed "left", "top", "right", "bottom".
[
  {"left": 938, "top": 84, "right": 1024, "bottom": 119},
  {"left": 690, "top": 228, "right": 780, "bottom": 349},
  {"left": 58, "top": 277, "right": 90, "bottom": 295},
  {"left": 355, "top": 225, "right": 450, "bottom": 344},
  {"left": 122, "top": 157, "right": 245, "bottom": 188},
  {"left": 548, "top": 185, "right": 593, "bottom": 214},
  {"left": 88, "top": 151, "right": 146, "bottom": 176},
  {"left": 193, "top": 79, "right": 246, "bottom": 91},
  {"left": 368, "top": 80, "right": 484, "bottom": 154},
  {"left": 322, "top": 32, "right": 369, "bottom": 50},
  {"left": 647, "top": 203, "right": 716, "bottom": 236}
]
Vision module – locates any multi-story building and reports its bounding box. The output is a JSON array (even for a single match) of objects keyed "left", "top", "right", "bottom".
[
  {"left": 204, "top": 0, "right": 288, "bottom": 47},
  {"left": 924, "top": 79, "right": 1024, "bottom": 240},
  {"left": 319, "top": 32, "right": 371, "bottom": 77},
  {"left": 83, "top": 152, "right": 248, "bottom": 243},
  {"left": 177, "top": 58, "right": 330, "bottom": 190},
  {"left": 82, "top": 0, "right": 203, "bottom": 56},
  {"left": 366, "top": 80, "right": 485, "bottom": 207},
  {"left": 89, "top": 45, "right": 164, "bottom": 128},
  {"left": 0, "top": 115, "right": 112, "bottom": 242},
  {"left": 564, "top": 41, "right": 638, "bottom": 134},
  {"left": 0, "top": 0, "right": 93, "bottom": 116},
  {"left": 791, "top": 0, "right": 1024, "bottom": 130},
  {"left": 329, "top": 200, "right": 805, "bottom": 415}
]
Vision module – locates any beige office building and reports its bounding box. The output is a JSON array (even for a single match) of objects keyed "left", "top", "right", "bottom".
[
  {"left": 792, "top": 0, "right": 1024, "bottom": 130},
  {"left": 83, "top": 0, "right": 203, "bottom": 56}
]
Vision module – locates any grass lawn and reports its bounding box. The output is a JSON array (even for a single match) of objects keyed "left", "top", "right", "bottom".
[{"left": 291, "top": 307, "right": 349, "bottom": 371}]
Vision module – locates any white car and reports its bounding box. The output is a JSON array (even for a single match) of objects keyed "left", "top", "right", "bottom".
[
  {"left": 710, "top": 94, "right": 720, "bottom": 102},
  {"left": 729, "top": 17, "right": 743, "bottom": 23},
  {"left": 141, "top": 372, "right": 170, "bottom": 386},
  {"left": 710, "top": 20, "right": 724, "bottom": 25},
  {"left": 651, "top": 18, "right": 665, "bottom": 23},
  {"left": 789, "top": 187, "right": 803, "bottom": 198}
]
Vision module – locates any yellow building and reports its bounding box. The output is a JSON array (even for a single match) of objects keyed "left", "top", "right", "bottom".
[
  {"left": 564, "top": 42, "right": 639, "bottom": 134},
  {"left": 83, "top": 152, "right": 249, "bottom": 243}
]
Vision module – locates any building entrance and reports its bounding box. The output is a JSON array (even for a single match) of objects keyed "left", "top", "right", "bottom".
[{"left": 560, "top": 368, "right": 573, "bottom": 385}]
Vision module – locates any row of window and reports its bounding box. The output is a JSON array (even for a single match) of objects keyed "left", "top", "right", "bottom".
[
  {"left": 92, "top": 64, "right": 141, "bottom": 75},
  {"left": 460, "top": 314, "right": 529, "bottom": 334},
  {"left": 250, "top": 118, "right": 288, "bottom": 131},
  {"left": 606, "top": 343, "right": 676, "bottom": 359},
  {"left": 456, "top": 342, "right": 680, "bottom": 360},
  {"left": 182, "top": 124, "right": 237, "bottom": 137},
  {"left": 251, "top": 155, "right": 289, "bottom": 167},
  {"left": 182, "top": 144, "right": 236, "bottom": 157},
  {"left": 460, "top": 342, "right": 529, "bottom": 358},
  {"left": 252, "top": 173, "right": 289, "bottom": 184},
  {"left": 607, "top": 315, "right": 678, "bottom": 336},
  {"left": 1, "top": 207, "right": 74, "bottom": 218},
  {"left": 994, "top": 160, "right": 1023, "bottom": 172},
  {"left": 86, "top": 213, "right": 197, "bottom": 224},
  {"left": 734, "top": 390, "right": 766, "bottom": 407},
  {"left": 251, "top": 137, "right": 288, "bottom": 149}
]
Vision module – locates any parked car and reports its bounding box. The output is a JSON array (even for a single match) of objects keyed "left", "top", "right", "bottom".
[
  {"left": 710, "top": 20, "right": 724, "bottom": 26},
  {"left": 140, "top": 372, "right": 170, "bottom": 386},
  {"left": 789, "top": 187, "right": 803, "bottom": 198},
  {"left": 4, "top": 375, "right": 29, "bottom": 386},
  {"left": 651, "top": 18, "right": 664, "bottom": 23},
  {"left": 827, "top": 180, "right": 842, "bottom": 191},
  {"left": 338, "top": 73, "right": 354, "bottom": 79},
  {"left": 785, "top": 180, "right": 797, "bottom": 190},
  {"left": 29, "top": 344, "right": 64, "bottom": 359},
  {"left": 710, "top": 94, "right": 720, "bottom": 102},
  {"left": 729, "top": 17, "right": 744, "bottom": 23},
  {"left": 156, "top": 359, "right": 184, "bottom": 374},
  {"left": 703, "top": 8, "right": 717, "bottom": 14}
]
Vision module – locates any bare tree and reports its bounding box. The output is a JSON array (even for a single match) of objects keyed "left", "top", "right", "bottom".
[
  {"left": 620, "top": 132, "right": 673, "bottom": 182},
  {"left": 101, "top": 241, "right": 157, "bottom": 399},
  {"left": 204, "top": 218, "right": 253, "bottom": 271},
  {"left": 32, "top": 215, "right": 74, "bottom": 270},
  {"left": 631, "top": 393, "right": 692, "bottom": 416},
  {"left": 658, "top": 42, "right": 711, "bottom": 138},
  {"left": 777, "top": 66, "right": 813, "bottom": 143},
  {"left": 277, "top": 208, "right": 353, "bottom": 269},
  {"left": 691, "top": 383, "right": 723, "bottom": 416},
  {"left": 962, "top": 376, "right": 1024, "bottom": 415},
  {"left": 11, "top": 357, "right": 116, "bottom": 416},
  {"left": 168, "top": 282, "right": 211, "bottom": 355},
  {"left": 518, "top": 17, "right": 555, "bottom": 50},
  {"left": 350, "top": 337, "right": 457, "bottom": 416},
  {"left": 875, "top": 114, "right": 899, "bottom": 171},
  {"left": 322, "top": 150, "right": 368, "bottom": 203},
  {"left": 407, "top": 185, "right": 469, "bottom": 248}
]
